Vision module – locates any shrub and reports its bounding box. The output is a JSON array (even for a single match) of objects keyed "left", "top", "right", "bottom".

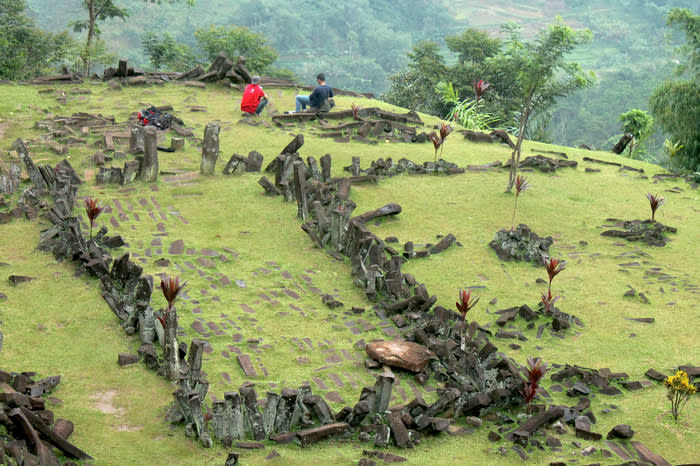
[{"left": 664, "top": 370, "right": 696, "bottom": 421}]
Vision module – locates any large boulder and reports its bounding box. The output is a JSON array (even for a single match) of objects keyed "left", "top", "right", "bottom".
[{"left": 365, "top": 340, "right": 435, "bottom": 372}]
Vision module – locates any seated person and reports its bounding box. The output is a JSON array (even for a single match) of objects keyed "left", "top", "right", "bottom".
[
  {"left": 295, "top": 73, "right": 334, "bottom": 113},
  {"left": 240, "top": 76, "right": 268, "bottom": 116}
]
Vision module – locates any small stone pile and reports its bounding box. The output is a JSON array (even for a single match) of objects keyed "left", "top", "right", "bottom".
[
  {"left": 489, "top": 224, "right": 553, "bottom": 263},
  {"left": 601, "top": 218, "right": 677, "bottom": 247},
  {"left": 0, "top": 369, "right": 93, "bottom": 464}
]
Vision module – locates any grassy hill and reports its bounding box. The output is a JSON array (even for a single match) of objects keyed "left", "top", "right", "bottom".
[{"left": 0, "top": 80, "right": 698, "bottom": 465}]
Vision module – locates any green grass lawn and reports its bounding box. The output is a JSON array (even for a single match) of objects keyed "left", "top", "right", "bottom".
[{"left": 0, "top": 81, "right": 697, "bottom": 465}]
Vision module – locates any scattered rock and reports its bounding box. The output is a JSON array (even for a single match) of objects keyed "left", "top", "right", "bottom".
[{"left": 365, "top": 340, "right": 435, "bottom": 372}]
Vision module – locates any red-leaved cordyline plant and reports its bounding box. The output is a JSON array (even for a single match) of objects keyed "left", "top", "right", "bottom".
[
  {"left": 84, "top": 197, "right": 103, "bottom": 241},
  {"left": 430, "top": 132, "right": 442, "bottom": 162},
  {"left": 543, "top": 256, "right": 566, "bottom": 293},
  {"left": 351, "top": 103, "right": 361, "bottom": 119},
  {"left": 473, "top": 79, "right": 490, "bottom": 104},
  {"left": 510, "top": 175, "right": 530, "bottom": 229},
  {"left": 646, "top": 192, "right": 665, "bottom": 221},
  {"left": 521, "top": 357, "right": 549, "bottom": 414},
  {"left": 542, "top": 256, "right": 566, "bottom": 315},
  {"left": 456, "top": 289, "right": 480, "bottom": 321},
  {"left": 540, "top": 289, "right": 560, "bottom": 316},
  {"left": 456, "top": 289, "right": 479, "bottom": 350},
  {"left": 439, "top": 122, "right": 453, "bottom": 160},
  {"left": 158, "top": 274, "right": 187, "bottom": 327}
]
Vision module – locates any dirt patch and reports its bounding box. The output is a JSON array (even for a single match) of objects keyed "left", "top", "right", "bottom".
[
  {"left": 0, "top": 121, "right": 7, "bottom": 140},
  {"left": 89, "top": 390, "right": 126, "bottom": 416}
]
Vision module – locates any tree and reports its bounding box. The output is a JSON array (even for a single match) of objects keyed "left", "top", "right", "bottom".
[
  {"left": 383, "top": 41, "right": 448, "bottom": 114},
  {"left": 71, "top": 0, "right": 194, "bottom": 77},
  {"left": 619, "top": 109, "right": 654, "bottom": 157},
  {"left": 141, "top": 31, "right": 196, "bottom": 71},
  {"left": 493, "top": 19, "right": 595, "bottom": 191},
  {"left": 649, "top": 8, "right": 700, "bottom": 172},
  {"left": 446, "top": 28, "right": 501, "bottom": 65},
  {"left": 0, "top": 0, "right": 76, "bottom": 80},
  {"left": 194, "top": 25, "right": 278, "bottom": 74}
]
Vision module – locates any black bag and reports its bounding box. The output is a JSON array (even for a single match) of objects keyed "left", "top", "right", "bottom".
[{"left": 138, "top": 106, "right": 172, "bottom": 130}]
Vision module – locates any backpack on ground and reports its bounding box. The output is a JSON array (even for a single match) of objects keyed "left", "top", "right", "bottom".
[{"left": 138, "top": 106, "right": 172, "bottom": 130}]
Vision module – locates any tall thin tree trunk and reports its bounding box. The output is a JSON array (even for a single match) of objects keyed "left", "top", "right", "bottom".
[
  {"left": 507, "top": 107, "right": 531, "bottom": 192},
  {"left": 82, "top": 0, "right": 97, "bottom": 77}
]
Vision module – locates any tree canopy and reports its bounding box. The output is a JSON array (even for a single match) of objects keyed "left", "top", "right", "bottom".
[
  {"left": 193, "top": 25, "right": 278, "bottom": 74},
  {"left": 649, "top": 8, "right": 700, "bottom": 172},
  {"left": 496, "top": 19, "right": 595, "bottom": 190},
  {"left": 0, "top": 0, "right": 76, "bottom": 80}
]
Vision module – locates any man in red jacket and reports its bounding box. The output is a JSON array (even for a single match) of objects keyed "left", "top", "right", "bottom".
[{"left": 240, "top": 76, "right": 268, "bottom": 116}]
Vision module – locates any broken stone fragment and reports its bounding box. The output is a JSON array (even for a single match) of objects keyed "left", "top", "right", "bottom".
[{"left": 365, "top": 341, "right": 436, "bottom": 373}]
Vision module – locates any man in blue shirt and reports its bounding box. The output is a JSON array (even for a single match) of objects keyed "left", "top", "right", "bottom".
[{"left": 295, "top": 73, "right": 334, "bottom": 113}]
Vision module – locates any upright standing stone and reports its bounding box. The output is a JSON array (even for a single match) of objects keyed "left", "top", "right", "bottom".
[
  {"left": 129, "top": 122, "right": 144, "bottom": 154},
  {"left": 262, "top": 392, "right": 279, "bottom": 436},
  {"left": 293, "top": 161, "right": 308, "bottom": 220},
  {"left": 225, "top": 392, "right": 245, "bottom": 440},
  {"left": 14, "top": 138, "right": 47, "bottom": 191},
  {"left": 140, "top": 126, "right": 159, "bottom": 182},
  {"left": 200, "top": 122, "right": 221, "bottom": 175},
  {"left": 118, "top": 58, "right": 128, "bottom": 78},
  {"left": 162, "top": 308, "right": 180, "bottom": 381},
  {"left": 320, "top": 154, "right": 332, "bottom": 182}
]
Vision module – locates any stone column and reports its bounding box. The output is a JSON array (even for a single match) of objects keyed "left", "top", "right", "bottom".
[
  {"left": 128, "top": 122, "right": 144, "bottom": 154},
  {"left": 139, "top": 126, "right": 159, "bottom": 182},
  {"left": 162, "top": 308, "right": 179, "bottom": 381},
  {"left": 200, "top": 122, "right": 221, "bottom": 175}
]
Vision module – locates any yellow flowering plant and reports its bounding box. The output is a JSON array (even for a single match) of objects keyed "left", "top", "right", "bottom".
[{"left": 664, "top": 370, "right": 696, "bottom": 421}]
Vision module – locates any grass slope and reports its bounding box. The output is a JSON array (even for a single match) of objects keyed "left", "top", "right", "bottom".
[{"left": 0, "top": 81, "right": 698, "bottom": 465}]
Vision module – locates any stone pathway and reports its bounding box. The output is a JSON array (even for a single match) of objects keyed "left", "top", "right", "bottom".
[{"left": 80, "top": 190, "right": 438, "bottom": 408}]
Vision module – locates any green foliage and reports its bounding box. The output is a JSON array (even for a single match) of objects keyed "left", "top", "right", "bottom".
[
  {"left": 649, "top": 8, "right": 700, "bottom": 172},
  {"left": 71, "top": 0, "right": 194, "bottom": 76},
  {"left": 141, "top": 30, "right": 196, "bottom": 71},
  {"left": 193, "top": 24, "right": 278, "bottom": 74},
  {"left": 446, "top": 28, "right": 501, "bottom": 65},
  {"left": 492, "top": 18, "right": 595, "bottom": 190},
  {"left": 383, "top": 41, "right": 448, "bottom": 114},
  {"left": 619, "top": 108, "right": 654, "bottom": 158},
  {"left": 436, "top": 82, "right": 499, "bottom": 130},
  {"left": 0, "top": 0, "right": 77, "bottom": 79}
]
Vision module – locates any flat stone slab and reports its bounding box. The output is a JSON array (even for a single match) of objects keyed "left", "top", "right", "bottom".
[
  {"left": 296, "top": 422, "right": 350, "bottom": 447},
  {"left": 237, "top": 354, "right": 258, "bottom": 377},
  {"left": 365, "top": 340, "right": 435, "bottom": 372}
]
